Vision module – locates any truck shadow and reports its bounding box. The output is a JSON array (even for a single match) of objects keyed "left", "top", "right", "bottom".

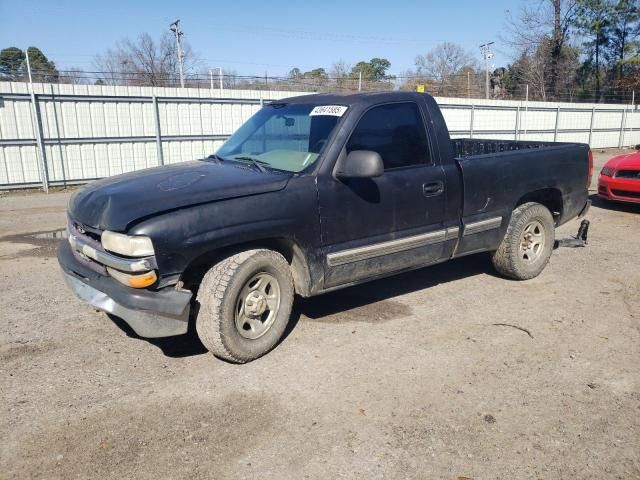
[
  {"left": 107, "top": 314, "right": 209, "bottom": 358},
  {"left": 589, "top": 193, "right": 640, "bottom": 213},
  {"left": 108, "top": 254, "right": 495, "bottom": 358},
  {"left": 293, "top": 254, "right": 493, "bottom": 323}
]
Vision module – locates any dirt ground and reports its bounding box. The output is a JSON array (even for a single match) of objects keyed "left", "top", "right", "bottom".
[{"left": 1, "top": 150, "right": 638, "bottom": 480}]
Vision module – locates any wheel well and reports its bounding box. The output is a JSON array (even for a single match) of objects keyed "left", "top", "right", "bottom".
[
  {"left": 180, "top": 238, "right": 312, "bottom": 297},
  {"left": 516, "top": 188, "right": 563, "bottom": 221}
]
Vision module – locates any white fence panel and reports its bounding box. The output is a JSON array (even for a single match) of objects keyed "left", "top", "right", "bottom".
[{"left": 1, "top": 81, "right": 640, "bottom": 189}]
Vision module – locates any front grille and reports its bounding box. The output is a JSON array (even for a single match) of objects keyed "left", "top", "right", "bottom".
[
  {"left": 67, "top": 217, "right": 106, "bottom": 274},
  {"left": 616, "top": 169, "right": 640, "bottom": 180},
  {"left": 68, "top": 217, "right": 102, "bottom": 245},
  {"left": 611, "top": 189, "right": 640, "bottom": 199}
]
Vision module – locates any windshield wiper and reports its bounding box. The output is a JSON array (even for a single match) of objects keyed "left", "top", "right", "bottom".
[
  {"left": 232, "top": 156, "right": 270, "bottom": 173},
  {"left": 206, "top": 153, "right": 225, "bottom": 163}
]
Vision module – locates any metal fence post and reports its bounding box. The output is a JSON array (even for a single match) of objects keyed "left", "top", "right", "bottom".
[
  {"left": 29, "top": 90, "right": 49, "bottom": 192},
  {"left": 618, "top": 108, "right": 627, "bottom": 148},
  {"left": 553, "top": 106, "right": 560, "bottom": 142},
  {"left": 588, "top": 107, "right": 595, "bottom": 146},
  {"left": 515, "top": 106, "right": 520, "bottom": 140},
  {"left": 152, "top": 95, "right": 164, "bottom": 166},
  {"left": 469, "top": 104, "right": 475, "bottom": 138}
]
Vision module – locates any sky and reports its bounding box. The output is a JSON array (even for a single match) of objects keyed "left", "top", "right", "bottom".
[{"left": 0, "top": 0, "right": 521, "bottom": 77}]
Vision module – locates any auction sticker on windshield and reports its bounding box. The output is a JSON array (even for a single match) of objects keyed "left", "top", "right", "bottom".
[{"left": 309, "top": 105, "right": 348, "bottom": 117}]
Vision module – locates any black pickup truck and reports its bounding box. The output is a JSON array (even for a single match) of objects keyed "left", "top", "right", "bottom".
[{"left": 58, "top": 92, "right": 592, "bottom": 363}]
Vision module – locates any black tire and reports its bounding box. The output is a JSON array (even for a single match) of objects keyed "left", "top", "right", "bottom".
[
  {"left": 195, "top": 249, "right": 294, "bottom": 363},
  {"left": 491, "top": 202, "right": 555, "bottom": 280}
]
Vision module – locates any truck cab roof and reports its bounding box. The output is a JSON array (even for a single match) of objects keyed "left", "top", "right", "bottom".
[{"left": 276, "top": 91, "right": 433, "bottom": 107}]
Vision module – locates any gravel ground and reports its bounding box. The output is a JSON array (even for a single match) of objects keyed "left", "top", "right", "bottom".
[{"left": 1, "top": 150, "right": 638, "bottom": 479}]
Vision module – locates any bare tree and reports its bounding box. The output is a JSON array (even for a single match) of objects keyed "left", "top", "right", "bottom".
[
  {"left": 94, "top": 32, "right": 199, "bottom": 86},
  {"left": 330, "top": 60, "right": 352, "bottom": 89},
  {"left": 58, "top": 67, "right": 88, "bottom": 85},
  {"left": 509, "top": 47, "right": 550, "bottom": 100},
  {"left": 413, "top": 42, "right": 478, "bottom": 96}
]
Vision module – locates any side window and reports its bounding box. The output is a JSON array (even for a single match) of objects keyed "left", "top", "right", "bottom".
[{"left": 346, "top": 102, "right": 431, "bottom": 169}]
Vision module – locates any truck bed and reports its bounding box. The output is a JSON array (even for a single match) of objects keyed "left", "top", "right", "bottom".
[
  {"left": 452, "top": 138, "right": 560, "bottom": 158},
  {"left": 451, "top": 137, "right": 589, "bottom": 239}
]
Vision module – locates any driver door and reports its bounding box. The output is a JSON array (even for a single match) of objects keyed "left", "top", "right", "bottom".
[{"left": 317, "top": 102, "right": 447, "bottom": 288}]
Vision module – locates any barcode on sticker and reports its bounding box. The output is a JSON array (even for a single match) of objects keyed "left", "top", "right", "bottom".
[{"left": 309, "top": 105, "right": 348, "bottom": 117}]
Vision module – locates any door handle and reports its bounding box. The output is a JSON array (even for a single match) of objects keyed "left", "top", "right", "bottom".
[{"left": 422, "top": 181, "right": 444, "bottom": 197}]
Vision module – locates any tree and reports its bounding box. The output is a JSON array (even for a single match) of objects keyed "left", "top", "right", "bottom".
[
  {"left": 59, "top": 67, "right": 87, "bottom": 85},
  {"left": 413, "top": 42, "right": 478, "bottom": 96},
  {"left": 94, "top": 32, "right": 198, "bottom": 86},
  {"left": 0, "top": 47, "right": 25, "bottom": 80},
  {"left": 26, "top": 47, "right": 59, "bottom": 83},
  {"left": 0, "top": 46, "right": 58, "bottom": 83},
  {"left": 608, "top": 0, "right": 640, "bottom": 80},
  {"left": 330, "top": 60, "right": 351, "bottom": 89},
  {"left": 304, "top": 67, "right": 328, "bottom": 79},
  {"left": 573, "top": 0, "right": 613, "bottom": 101},
  {"left": 507, "top": 49, "right": 550, "bottom": 100},
  {"left": 506, "top": 40, "right": 580, "bottom": 100},
  {"left": 288, "top": 67, "right": 303, "bottom": 79},
  {"left": 350, "top": 57, "right": 392, "bottom": 80},
  {"left": 504, "top": 0, "right": 579, "bottom": 98},
  {"left": 221, "top": 69, "right": 239, "bottom": 89}
]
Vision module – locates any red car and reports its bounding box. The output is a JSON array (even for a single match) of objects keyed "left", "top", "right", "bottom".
[{"left": 598, "top": 146, "right": 640, "bottom": 204}]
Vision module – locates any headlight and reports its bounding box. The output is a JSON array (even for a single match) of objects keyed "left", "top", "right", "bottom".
[
  {"left": 101, "top": 231, "right": 154, "bottom": 257},
  {"left": 600, "top": 167, "right": 615, "bottom": 177}
]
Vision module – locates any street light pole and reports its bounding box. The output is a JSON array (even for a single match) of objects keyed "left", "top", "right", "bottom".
[{"left": 480, "top": 41, "right": 494, "bottom": 100}]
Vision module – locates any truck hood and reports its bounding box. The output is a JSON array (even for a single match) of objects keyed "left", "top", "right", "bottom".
[
  {"left": 603, "top": 150, "right": 640, "bottom": 170},
  {"left": 68, "top": 160, "right": 291, "bottom": 231}
]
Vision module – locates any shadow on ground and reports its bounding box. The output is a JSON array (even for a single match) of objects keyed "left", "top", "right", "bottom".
[
  {"left": 108, "top": 252, "right": 494, "bottom": 358},
  {"left": 108, "top": 314, "right": 209, "bottom": 358},
  {"left": 590, "top": 193, "right": 640, "bottom": 214},
  {"left": 295, "top": 253, "right": 493, "bottom": 321}
]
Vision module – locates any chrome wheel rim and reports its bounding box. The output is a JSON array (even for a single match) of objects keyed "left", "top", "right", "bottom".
[
  {"left": 519, "top": 220, "right": 546, "bottom": 263},
  {"left": 235, "top": 272, "right": 281, "bottom": 339}
]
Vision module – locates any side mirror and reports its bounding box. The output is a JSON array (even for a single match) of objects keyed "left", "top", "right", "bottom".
[{"left": 336, "top": 150, "right": 384, "bottom": 179}]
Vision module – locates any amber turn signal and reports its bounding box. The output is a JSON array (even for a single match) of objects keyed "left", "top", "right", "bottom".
[{"left": 107, "top": 267, "right": 157, "bottom": 289}]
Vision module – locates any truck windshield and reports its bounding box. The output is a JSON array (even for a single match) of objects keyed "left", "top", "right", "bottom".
[{"left": 215, "top": 103, "right": 345, "bottom": 173}]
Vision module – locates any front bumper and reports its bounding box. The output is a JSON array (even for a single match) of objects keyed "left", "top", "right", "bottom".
[
  {"left": 598, "top": 175, "right": 640, "bottom": 204},
  {"left": 58, "top": 240, "right": 192, "bottom": 338}
]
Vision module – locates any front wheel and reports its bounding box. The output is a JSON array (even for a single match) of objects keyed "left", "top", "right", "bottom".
[
  {"left": 491, "top": 202, "right": 555, "bottom": 280},
  {"left": 195, "top": 249, "right": 294, "bottom": 363}
]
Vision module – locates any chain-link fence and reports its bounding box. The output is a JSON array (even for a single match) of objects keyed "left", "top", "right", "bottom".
[{"left": 11, "top": 69, "right": 638, "bottom": 105}]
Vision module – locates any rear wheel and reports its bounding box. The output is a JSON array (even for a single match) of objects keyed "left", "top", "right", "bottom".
[
  {"left": 491, "top": 202, "right": 555, "bottom": 280},
  {"left": 195, "top": 249, "right": 294, "bottom": 363}
]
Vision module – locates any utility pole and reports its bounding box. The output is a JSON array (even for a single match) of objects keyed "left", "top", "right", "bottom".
[
  {"left": 170, "top": 19, "right": 185, "bottom": 88},
  {"left": 480, "top": 41, "right": 494, "bottom": 100},
  {"left": 219, "top": 66, "right": 223, "bottom": 96},
  {"left": 25, "top": 48, "right": 34, "bottom": 85},
  {"left": 358, "top": 71, "right": 362, "bottom": 92}
]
